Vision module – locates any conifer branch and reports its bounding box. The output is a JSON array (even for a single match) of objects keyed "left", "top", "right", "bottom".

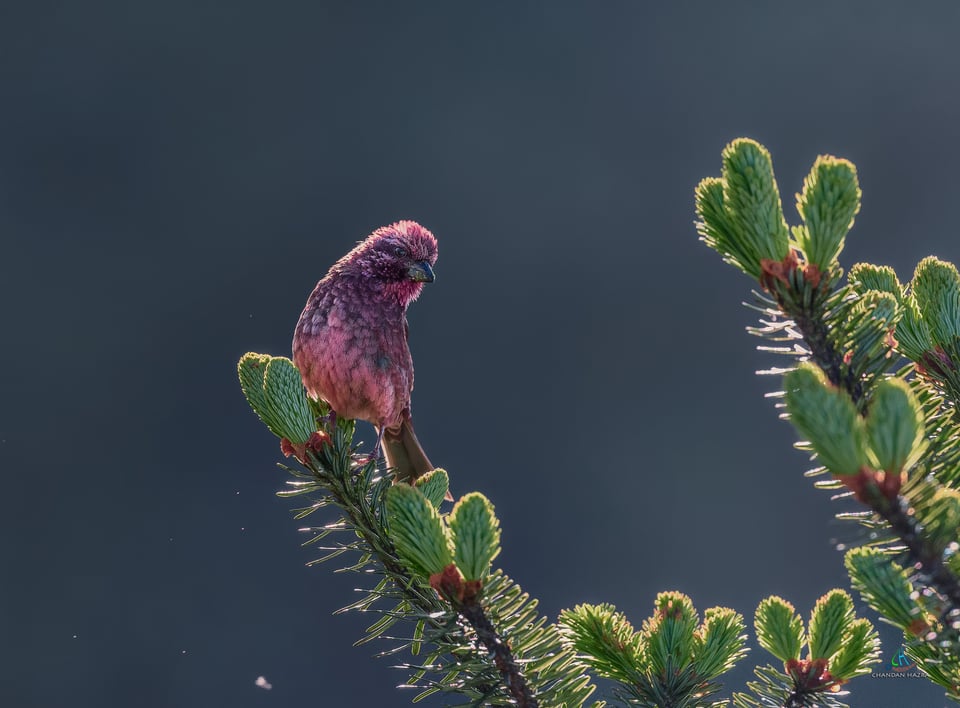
[
  {"left": 869, "top": 491, "right": 960, "bottom": 610},
  {"left": 238, "top": 353, "right": 594, "bottom": 706},
  {"left": 772, "top": 282, "right": 960, "bottom": 615},
  {"left": 458, "top": 596, "right": 538, "bottom": 707},
  {"left": 697, "top": 138, "right": 960, "bottom": 701},
  {"left": 776, "top": 286, "right": 864, "bottom": 405},
  {"left": 302, "top": 436, "right": 543, "bottom": 706}
]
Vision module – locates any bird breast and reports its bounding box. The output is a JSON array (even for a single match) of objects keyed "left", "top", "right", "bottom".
[{"left": 293, "top": 283, "right": 414, "bottom": 430}]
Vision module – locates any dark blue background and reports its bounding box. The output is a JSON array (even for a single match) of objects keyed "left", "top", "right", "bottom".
[{"left": 2, "top": 2, "right": 956, "bottom": 706}]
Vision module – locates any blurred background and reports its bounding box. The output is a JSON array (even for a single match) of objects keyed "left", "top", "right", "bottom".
[{"left": 2, "top": 2, "right": 957, "bottom": 706}]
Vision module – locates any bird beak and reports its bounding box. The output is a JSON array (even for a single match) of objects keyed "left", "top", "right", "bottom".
[{"left": 407, "top": 261, "right": 435, "bottom": 283}]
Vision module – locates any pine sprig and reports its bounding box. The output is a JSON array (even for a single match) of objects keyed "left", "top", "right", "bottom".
[
  {"left": 558, "top": 595, "right": 748, "bottom": 707},
  {"left": 383, "top": 483, "right": 590, "bottom": 707},
  {"left": 735, "top": 591, "right": 879, "bottom": 708},
  {"left": 238, "top": 352, "right": 599, "bottom": 707},
  {"left": 696, "top": 139, "right": 960, "bottom": 701}
]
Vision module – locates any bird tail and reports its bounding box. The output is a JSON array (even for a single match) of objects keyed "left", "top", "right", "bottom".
[{"left": 381, "top": 415, "right": 454, "bottom": 501}]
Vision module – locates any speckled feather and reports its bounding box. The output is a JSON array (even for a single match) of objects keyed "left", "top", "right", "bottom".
[{"left": 293, "top": 221, "right": 440, "bottom": 487}]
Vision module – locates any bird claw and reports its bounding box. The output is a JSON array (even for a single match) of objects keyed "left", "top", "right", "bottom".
[{"left": 326, "top": 410, "right": 339, "bottom": 430}]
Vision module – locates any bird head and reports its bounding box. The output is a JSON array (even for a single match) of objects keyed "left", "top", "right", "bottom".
[{"left": 353, "top": 221, "right": 438, "bottom": 305}]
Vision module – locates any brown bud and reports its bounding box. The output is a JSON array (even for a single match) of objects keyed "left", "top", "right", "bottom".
[
  {"left": 802, "top": 262, "right": 823, "bottom": 289},
  {"left": 759, "top": 251, "right": 798, "bottom": 291},
  {"left": 279, "top": 430, "right": 332, "bottom": 464},
  {"left": 907, "top": 617, "right": 931, "bottom": 637},
  {"left": 430, "top": 563, "right": 465, "bottom": 603}
]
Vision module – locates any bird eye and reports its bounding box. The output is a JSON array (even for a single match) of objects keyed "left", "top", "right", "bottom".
[{"left": 394, "top": 246, "right": 409, "bottom": 258}]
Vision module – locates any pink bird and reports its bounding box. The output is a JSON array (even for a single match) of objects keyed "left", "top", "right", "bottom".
[{"left": 293, "top": 221, "right": 448, "bottom": 497}]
